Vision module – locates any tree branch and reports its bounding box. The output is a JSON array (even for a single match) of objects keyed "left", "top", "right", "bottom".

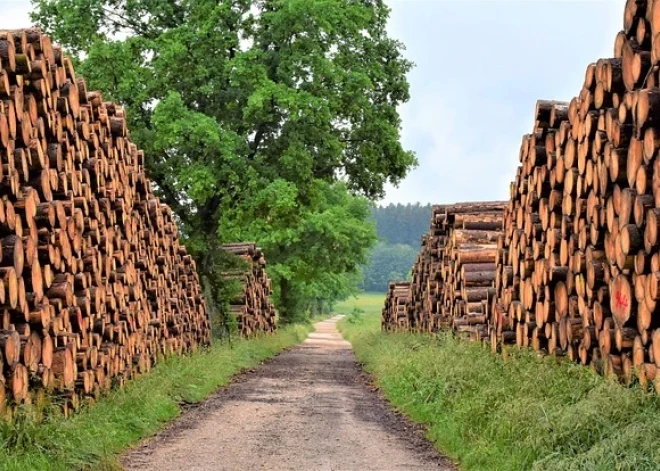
[
  {"left": 101, "top": 6, "right": 155, "bottom": 38},
  {"left": 198, "top": 194, "right": 222, "bottom": 234},
  {"left": 247, "top": 126, "right": 265, "bottom": 160}
]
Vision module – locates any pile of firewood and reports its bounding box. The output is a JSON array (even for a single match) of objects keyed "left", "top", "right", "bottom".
[
  {"left": 489, "top": 100, "right": 577, "bottom": 357},
  {"left": 488, "top": 0, "right": 660, "bottom": 388},
  {"left": 407, "top": 235, "right": 430, "bottom": 331},
  {"left": 221, "top": 243, "right": 276, "bottom": 336},
  {"left": 0, "top": 28, "right": 210, "bottom": 415},
  {"left": 382, "top": 281, "right": 411, "bottom": 331}
]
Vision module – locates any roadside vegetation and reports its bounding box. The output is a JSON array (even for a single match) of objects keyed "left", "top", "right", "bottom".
[
  {"left": 0, "top": 324, "right": 311, "bottom": 471},
  {"left": 340, "top": 294, "right": 660, "bottom": 471}
]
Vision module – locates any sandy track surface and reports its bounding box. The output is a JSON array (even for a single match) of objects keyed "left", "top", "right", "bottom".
[{"left": 122, "top": 316, "right": 455, "bottom": 471}]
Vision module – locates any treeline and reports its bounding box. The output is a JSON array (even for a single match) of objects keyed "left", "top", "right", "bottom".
[
  {"left": 32, "top": 0, "right": 415, "bottom": 326},
  {"left": 361, "top": 203, "right": 431, "bottom": 292},
  {"left": 371, "top": 203, "right": 432, "bottom": 246}
]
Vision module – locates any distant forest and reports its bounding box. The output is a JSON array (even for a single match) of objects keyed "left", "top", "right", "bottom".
[
  {"left": 361, "top": 203, "right": 432, "bottom": 292},
  {"left": 371, "top": 203, "right": 432, "bottom": 246}
]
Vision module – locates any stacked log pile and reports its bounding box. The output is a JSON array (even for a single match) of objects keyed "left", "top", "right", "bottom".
[
  {"left": 407, "top": 205, "right": 447, "bottom": 332},
  {"left": 404, "top": 206, "right": 461, "bottom": 333},
  {"left": 0, "top": 28, "right": 210, "bottom": 414},
  {"left": 379, "top": 0, "right": 660, "bottom": 390},
  {"left": 490, "top": 0, "right": 660, "bottom": 388},
  {"left": 381, "top": 281, "right": 411, "bottom": 331},
  {"left": 406, "top": 234, "right": 430, "bottom": 331},
  {"left": 439, "top": 202, "right": 505, "bottom": 340},
  {"left": 221, "top": 243, "right": 276, "bottom": 336},
  {"left": 403, "top": 202, "right": 504, "bottom": 336},
  {"left": 490, "top": 100, "right": 576, "bottom": 357}
]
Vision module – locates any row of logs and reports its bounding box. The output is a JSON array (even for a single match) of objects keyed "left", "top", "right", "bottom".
[
  {"left": 386, "top": 203, "right": 504, "bottom": 337},
  {"left": 490, "top": 0, "right": 660, "bottom": 389},
  {"left": 439, "top": 203, "right": 505, "bottom": 339},
  {"left": 381, "top": 281, "right": 410, "bottom": 331},
  {"left": 407, "top": 206, "right": 445, "bottom": 332},
  {"left": 0, "top": 28, "right": 210, "bottom": 415},
  {"left": 384, "top": 0, "right": 660, "bottom": 391},
  {"left": 221, "top": 243, "right": 277, "bottom": 336}
]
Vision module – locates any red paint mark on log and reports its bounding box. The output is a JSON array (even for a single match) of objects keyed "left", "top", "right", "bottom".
[{"left": 615, "top": 291, "right": 629, "bottom": 309}]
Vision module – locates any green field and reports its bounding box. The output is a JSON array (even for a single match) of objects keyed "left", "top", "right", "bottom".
[
  {"left": 0, "top": 324, "right": 312, "bottom": 471},
  {"left": 334, "top": 291, "right": 385, "bottom": 317},
  {"left": 339, "top": 294, "right": 660, "bottom": 471}
]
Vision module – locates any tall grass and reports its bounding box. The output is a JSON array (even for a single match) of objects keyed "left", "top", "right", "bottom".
[
  {"left": 340, "top": 306, "right": 660, "bottom": 471},
  {"left": 0, "top": 324, "right": 311, "bottom": 471}
]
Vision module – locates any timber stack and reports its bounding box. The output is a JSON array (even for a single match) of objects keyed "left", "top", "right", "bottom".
[
  {"left": 407, "top": 205, "right": 447, "bottom": 332},
  {"left": 406, "top": 234, "right": 429, "bottom": 331},
  {"left": 221, "top": 243, "right": 276, "bottom": 336},
  {"left": 404, "top": 202, "right": 504, "bottom": 336},
  {"left": 381, "top": 281, "right": 411, "bottom": 331},
  {"left": 439, "top": 202, "right": 505, "bottom": 340},
  {"left": 490, "top": 100, "right": 574, "bottom": 357},
  {"left": 0, "top": 28, "right": 210, "bottom": 415},
  {"left": 490, "top": 0, "right": 660, "bottom": 389}
]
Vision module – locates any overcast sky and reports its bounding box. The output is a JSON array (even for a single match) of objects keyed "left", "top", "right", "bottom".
[{"left": 0, "top": 0, "right": 626, "bottom": 206}]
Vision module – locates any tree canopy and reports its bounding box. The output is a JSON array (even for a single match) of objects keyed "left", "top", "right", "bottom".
[{"left": 32, "top": 0, "right": 416, "bottom": 321}]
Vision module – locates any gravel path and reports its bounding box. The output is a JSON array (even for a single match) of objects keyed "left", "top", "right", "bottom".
[{"left": 122, "top": 316, "right": 455, "bottom": 471}]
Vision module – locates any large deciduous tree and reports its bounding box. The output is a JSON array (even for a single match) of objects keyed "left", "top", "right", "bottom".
[{"left": 31, "top": 0, "right": 416, "bottom": 321}]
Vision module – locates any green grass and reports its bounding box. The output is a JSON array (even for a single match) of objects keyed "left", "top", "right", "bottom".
[
  {"left": 0, "top": 323, "right": 312, "bottom": 471},
  {"left": 334, "top": 291, "right": 384, "bottom": 316},
  {"left": 340, "top": 296, "right": 660, "bottom": 471}
]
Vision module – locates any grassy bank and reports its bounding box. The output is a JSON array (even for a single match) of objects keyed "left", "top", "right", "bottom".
[
  {"left": 340, "top": 297, "right": 660, "bottom": 471},
  {"left": 0, "top": 323, "right": 312, "bottom": 471}
]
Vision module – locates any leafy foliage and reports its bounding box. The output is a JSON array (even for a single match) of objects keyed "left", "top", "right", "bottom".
[
  {"left": 219, "top": 180, "right": 377, "bottom": 321},
  {"left": 31, "top": 0, "right": 416, "bottom": 321}
]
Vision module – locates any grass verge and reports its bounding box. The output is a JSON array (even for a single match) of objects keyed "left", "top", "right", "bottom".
[
  {"left": 0, "top": 323, "right": 312, "bottom": 471},
  {"left": 340, "top": 295, "right": 660, "bottom": 471}
]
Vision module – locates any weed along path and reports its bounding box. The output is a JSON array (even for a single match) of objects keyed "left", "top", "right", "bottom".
[{"left": 122, "top": 316, "right": 453, "bottom": 471}]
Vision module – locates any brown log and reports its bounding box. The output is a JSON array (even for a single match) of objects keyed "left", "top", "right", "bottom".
[
  {"left": 0, "top": 330, "right": 20, "bottom": 367},
  {"left": 611, "top": 274, "right": 635, "bottom": 327},
  {"left": 51, "top": 347, "right": 75, "bottom": 390}
]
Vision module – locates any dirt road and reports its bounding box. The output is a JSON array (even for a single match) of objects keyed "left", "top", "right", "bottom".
[{"left": 122, "top": 316, "right": 454, "bottom": 471}]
